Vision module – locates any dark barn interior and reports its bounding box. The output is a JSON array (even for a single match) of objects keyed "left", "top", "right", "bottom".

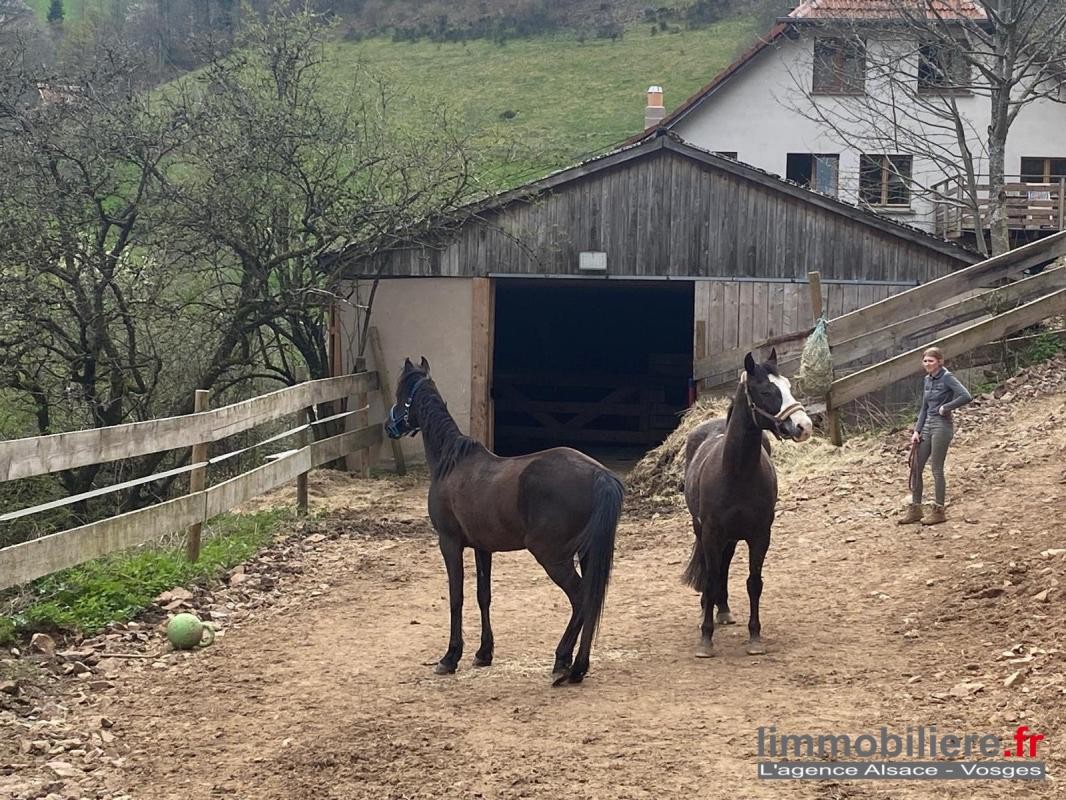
[{"left": 492, "top": 279, "right": 694, "bottom": 458}]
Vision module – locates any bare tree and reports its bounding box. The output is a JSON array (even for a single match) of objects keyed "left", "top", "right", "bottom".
[
  {"left": 160, "top": 3, "right": 478, "bottom": 391},
  {"left": 783, "top": 1, "right": 1066, "bottom": 255}
]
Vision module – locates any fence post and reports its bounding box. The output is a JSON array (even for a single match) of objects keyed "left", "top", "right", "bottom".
[
  {"left": 352, "top": 356, "right": 371, "bottom": 478},
  {"left": 186, "top": 389, "right": 211, "bottom": 562},
  {"left": 295, "top": 369, "right": 310, "bottom": 515}
]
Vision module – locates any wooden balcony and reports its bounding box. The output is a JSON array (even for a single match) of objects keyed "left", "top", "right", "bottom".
[{"left": 933, "top": 176, "right": 1066, "bottom": 239}]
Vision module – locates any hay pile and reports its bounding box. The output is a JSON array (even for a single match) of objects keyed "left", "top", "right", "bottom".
[
  {"left": 626, "top": 395, "right": 862, "bottom": 506},
  {"left": 626, "top": 396, "right": 732, "bottom": 504}
]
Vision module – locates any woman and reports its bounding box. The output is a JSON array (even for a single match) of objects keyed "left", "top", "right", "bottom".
[{"left": 898, "top": 347, "right": 972, "bottom": 526}]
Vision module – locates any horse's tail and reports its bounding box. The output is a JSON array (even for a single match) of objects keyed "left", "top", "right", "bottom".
[
  {"left": 682, "top": 537, "right": 706, "bottom": 591},
  {"left": 571, "top": 470, "right": 624, "bottom": 682}
]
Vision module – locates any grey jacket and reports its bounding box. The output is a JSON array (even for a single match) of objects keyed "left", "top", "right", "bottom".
[{"left": 916, "top": 368, "right": 972, "bottom": 434}]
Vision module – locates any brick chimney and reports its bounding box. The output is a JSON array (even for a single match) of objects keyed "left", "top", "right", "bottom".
[{"left": 644, "top": 85, "right": 665, "bottom": 130}]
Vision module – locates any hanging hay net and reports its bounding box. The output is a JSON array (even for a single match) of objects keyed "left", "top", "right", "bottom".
[{"left": 796, "top": 317, "right": 833, "bottom": 397}]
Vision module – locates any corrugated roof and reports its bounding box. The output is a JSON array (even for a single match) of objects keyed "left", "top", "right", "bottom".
[{"left": 788, "top": 0, "right": 986, "bottom": 20}]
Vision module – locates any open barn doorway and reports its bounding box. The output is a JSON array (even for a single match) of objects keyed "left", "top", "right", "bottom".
[{"left": 492, "top": 279, "right": 694, "bottom": 467}]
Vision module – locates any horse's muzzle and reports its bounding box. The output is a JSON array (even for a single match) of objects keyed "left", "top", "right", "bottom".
[
  {"left": 780, "top": 413, "right": 813, "bottom": 442},
  {"left": 385, "top": 405, "right": 418, "bottom": 439}
]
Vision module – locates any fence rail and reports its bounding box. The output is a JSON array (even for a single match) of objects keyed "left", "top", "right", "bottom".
[
  {"left": 0, "top": 373, "right": 383, "bottom": 590},
  {"left": 829, "top": 289, "right": 1066, "bottom": 407}
]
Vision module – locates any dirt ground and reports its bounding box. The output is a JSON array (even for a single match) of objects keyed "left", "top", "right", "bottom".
[{"left": 2, "top": 364, "right": 1065, "bottom": 800}]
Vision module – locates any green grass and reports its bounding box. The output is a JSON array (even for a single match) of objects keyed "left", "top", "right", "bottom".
[
  {"left": 0, "top": 510, "right": 288, "bottom": 644},
  {"left": 331, "top": 19, "right": 758, "bottom": 188}
]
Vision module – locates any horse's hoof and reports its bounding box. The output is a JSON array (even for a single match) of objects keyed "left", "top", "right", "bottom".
[
  {"left": 567, "top": 672, "right": 586, "bottom": 684},
  {"left": 472, "top": 655, "right": 493, "bottom": 668},
  {"left": 695, "top": 642, "right": 715, "bottom": 659},
  {"left": 716, "top": 611, "right": 737, "bottom": 625},
  {"left": 551, "top": 669, "right": 570, "bottom": 687},
  {"left": 746, "top": 641, "right": 767, "bottom": 656},
  {"left": 434, "top": 661, "right": 457, "bottom": 675}
]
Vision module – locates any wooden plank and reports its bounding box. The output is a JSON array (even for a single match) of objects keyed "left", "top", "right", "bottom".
[
  {"left": 828, "top": 266, "right": 1066, "bottom": 370},
  {"left": 470, "top": 277, "right": 496, "bottom": 448},
  {"left": 369, "top": 326, "right": 406, "bottom": 475},
  {"left": 829, "top": 231, "right": 1066, "bottom": 344},
  {"left": 739, "top": 282, "right": 755, "bottom": 346},
  {"left": 204, "top": 449, "right": 312, "bottom": 519},
  {"left": 185, "top": 389, "right": 211, "bottom": 563},
  {"left": 831, "top": 289, "right": 1066, "bottom": 407},
  {"left": 309, "top": 425, "right": 383, "bottom": 470},
  {"left": 0, "top": 493, "right": 206, "bottom": 591},
  {"left": 723, "top": 283, "right": 741, "bottom": 349},
  {"left": 753, "top": 282, "right": 769, "bottom": 342},
  {"left": 0, "top": 372, "right": 380, "bottom": 482}
]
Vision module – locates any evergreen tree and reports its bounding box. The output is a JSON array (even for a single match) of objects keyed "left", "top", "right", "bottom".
[{"left": 46, "top": 0, "right": 63, "bottom": 24}]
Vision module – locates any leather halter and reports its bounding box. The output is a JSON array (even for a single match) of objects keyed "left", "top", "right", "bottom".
[
  {"left": 740, "top": 371, "right": 805, "bottom": 440},
  {"left": 385, "top": 375, "right": 430, "bottom": 438}
]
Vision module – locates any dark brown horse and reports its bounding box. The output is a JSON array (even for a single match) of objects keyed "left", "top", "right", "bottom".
[
  {"left": 386, "top": 357, "right": 625, "bottom": 685},
  {"left": 683, "top": 349, "right": 812, "bottom": 657}
]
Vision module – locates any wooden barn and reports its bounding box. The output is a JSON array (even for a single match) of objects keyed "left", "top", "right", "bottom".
[{"left": 331, "top": 132, "right": 978, "bottom": 463}]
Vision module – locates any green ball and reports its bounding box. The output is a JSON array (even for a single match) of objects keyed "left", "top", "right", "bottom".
[{"left": 167, "top": 613, "right": 205, "bottom": 650}]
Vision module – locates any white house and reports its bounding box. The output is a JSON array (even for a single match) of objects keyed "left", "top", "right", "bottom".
[{"left": 638, "top": 0, "right": 1066, "bottom": 242}]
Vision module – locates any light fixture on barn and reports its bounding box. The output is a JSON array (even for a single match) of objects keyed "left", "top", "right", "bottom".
[{"left": 578, "top": 251, "right": 607, "bottom": 272}]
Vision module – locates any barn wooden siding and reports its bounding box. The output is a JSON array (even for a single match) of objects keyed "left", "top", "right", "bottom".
[
  {"left": 693, "top": 278, "right": 905, "bottom": 358},
  {"left": 344, "top": 137, "right": 975, "bottom": 283}
]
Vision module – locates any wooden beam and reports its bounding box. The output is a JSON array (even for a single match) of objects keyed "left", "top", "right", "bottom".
[
  {"left": 470, "top": 277, "right": 495, "bottom": 449},
  {"left": 830, "top": 289, "right": 1066, "bottom": 407},
  {"left": 369, "top": 326, "right": 406, "bottom": 475},
  {"left": 185, "top": 389, "right": 211, "bottom": 563},
  {"left": 828, "top": 232, "right": 1066, "bottom": 344},
  {"left": 0, "top": 372, "right": 379, "bottom": 483},
  {"left": 0, "top": 493, "right": 206, "bottom": 591},
  {"left": 828, "top": 266, "right": 1066, "bottom": 370}
]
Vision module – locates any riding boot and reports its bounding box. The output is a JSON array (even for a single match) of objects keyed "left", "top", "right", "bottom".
[
  {"left": 922, "top": 504, "right": 946, "bottom": 526},
  {"left": 897, "top": 503, "right": 923, "bottom": 524}
]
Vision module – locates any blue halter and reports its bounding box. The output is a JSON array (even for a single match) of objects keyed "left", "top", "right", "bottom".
[{"left": 385, "top": 376, "right": 429, "bottom": 439}]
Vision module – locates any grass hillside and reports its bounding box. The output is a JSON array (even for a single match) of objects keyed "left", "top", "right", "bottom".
[{"left": 332, "top": 18, "right": 759, "bottom": 187}]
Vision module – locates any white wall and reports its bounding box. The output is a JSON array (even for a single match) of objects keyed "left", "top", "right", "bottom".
[
  {"left": 673, "top": 34, "right": 1066, "bottom": 233},
  {"left": 338, "top": 278, "right": 474, "bottom": 467}
]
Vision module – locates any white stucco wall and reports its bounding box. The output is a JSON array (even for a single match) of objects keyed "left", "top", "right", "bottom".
[
  {"left": 673, "top": 34, "right": 1066, "bottom": 232},
  {"left": 338, "top": 278, "right": 474, "bottom": 467}
]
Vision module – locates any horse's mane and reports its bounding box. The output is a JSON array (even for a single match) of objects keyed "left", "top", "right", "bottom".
[{"left": 406, "top": 374, "right": 481, "bottom": 480}]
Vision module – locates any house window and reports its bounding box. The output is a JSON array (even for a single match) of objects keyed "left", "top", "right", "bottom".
[
  {"left": 918, "top": 40, "right": 971, "bottom": 93},
  {"left": 1020, "top": 157, "right": 1066, "bottom": 183},
  {"left": 786, "top": 153, "right": 840, "bottom": 197},
  {"left": 812, "top": 37, "right": 866, "bottom": 94},
  {"left": 860, "top": 155, "right": 913, "bottom": 207}
]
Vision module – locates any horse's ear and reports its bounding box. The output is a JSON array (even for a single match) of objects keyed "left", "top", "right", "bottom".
[
  {"left": 403, "top": 357, "right": 413, "bottom": 371},
  {"left": 767, "top": 347, "right": 778, "bottom": 366},
  {"left": 420, "top": 356, "right": 431, "bottom": 374},
  {"left": 744, "top": 352, "right": 756, "bottom": 374}
]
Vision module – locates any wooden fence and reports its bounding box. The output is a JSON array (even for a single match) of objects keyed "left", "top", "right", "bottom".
[
  {"left": 695, "top": 231, "right": 1066, "bottom": 443},
  {"left": 0, "top": 373, "right": 382, "bottom": 590}
]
